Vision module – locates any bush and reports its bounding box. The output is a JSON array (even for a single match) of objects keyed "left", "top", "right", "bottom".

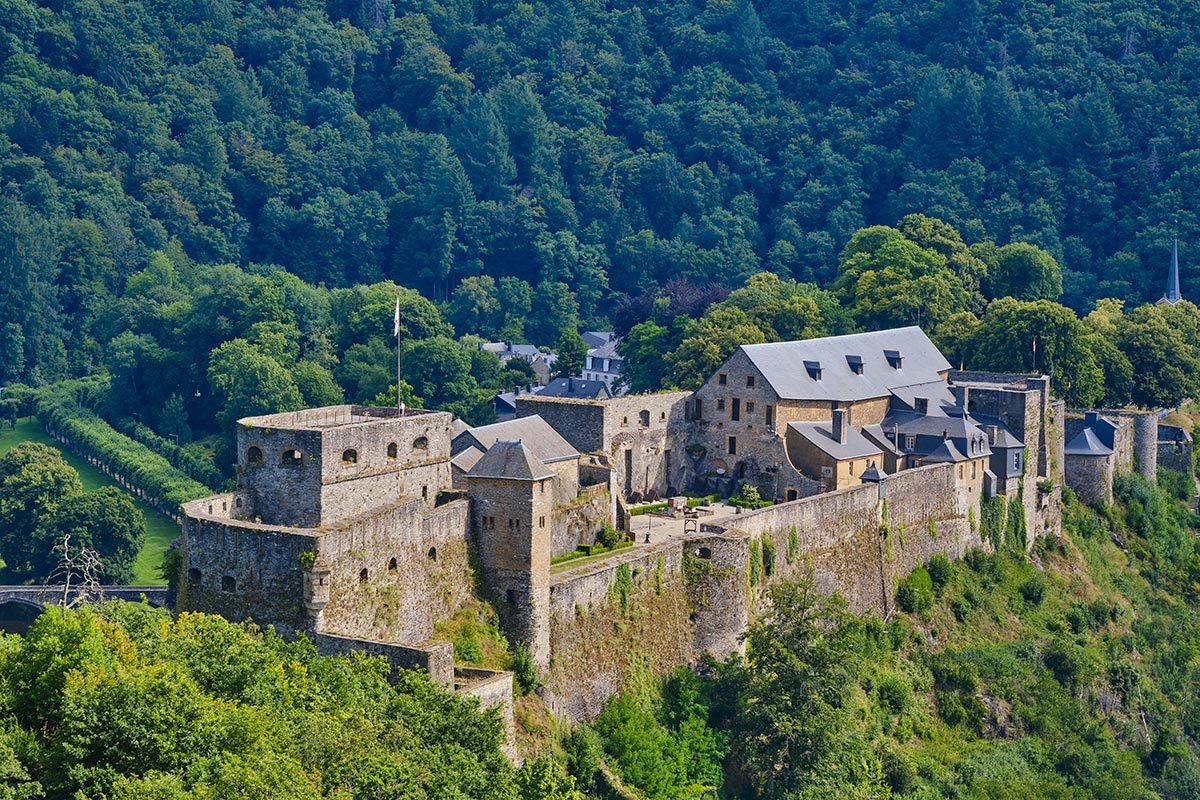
[
  {"left": 596, "top": 523, "right": 621, "bottom": 549},
  {"left": 880, "top": 746, "right": 917, "bottom": 795},
  {"left": 896, "top": 567, "right": 933, "bottom": 613},
  {"left": 1019, "top": 572, "right": 1047, "bottom": 605},
  {"left": 927, "top": 553, "right": 953, "bottom": 593},
  {"left": 876, "top": 672, "right": 912, "bottom": 715},
  {"left": 510, "top": 642, "right": 538, "bottom": 695}
]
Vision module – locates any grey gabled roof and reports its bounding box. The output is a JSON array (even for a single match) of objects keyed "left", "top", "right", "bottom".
[
  {"left": 788, "top": 421, "right": 883, "bottom": 461},
  {"left": 922, "top": 439, "right": 968, "bottom": 463},
  {"left": 582, "top": 331, "right": 615, "bottom": 348},
  {"left": 739, "top": 327, "right": 951, "bottom": 401},
  {"left": 968, "top": 412, "right": 1025, "bottom": 449},
  {"left": 466, "top": 440, "right": 555, "bottom": 481},
  {"left": 450, "top": 445, "right": 484, "bottom": 472},
  {"left": 862, "top": 424, "right": 904, "bottom": 456},
  {"left": 451, "top": 418, "right": 471, "bottom": 438},
  {"left": 587, "top": 338, "right": 622, "bottom": 361},
  {"left": 538, "top": 377, "right": 612, "bottom": 400},
  {"left": 458, "top": 415, "right": 578, "bottom": 463},
  {"left": 1065, "top": 428, "right": 1114, "bottom": 456}
]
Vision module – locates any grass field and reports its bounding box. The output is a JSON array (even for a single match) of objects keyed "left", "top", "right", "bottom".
[{"left": 0, "top": 418, "right": 176, "bottom": 584}]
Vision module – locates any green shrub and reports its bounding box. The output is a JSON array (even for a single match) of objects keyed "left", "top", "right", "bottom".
[
  {"left": 927, "top": 553, "right": 953, "bottom": 593},
  {"left": 454, "top": 632, "right": 483, "bottom": 664},
  {"left": 950, "top": 597, "right": 970, "bottom": 622},
  {"left": 761, "top": 538, "right": 776, "bottom": 578},
  {"left": 596, "top": 523, "right": 621, "bottom": 549},
  {"left": 896, "top": 567, "right": 933, "bottom": 613},
  {"left": 880, "top": 745, "right": 917, "bottom": 795},
  {"left": 876, "top": 672, "right": 912, "bottom": 715},
  {"left": 510, "top": 642, "right": 539, "bottom": 695},
  {"left": 1019, "top": 572, "right": 1047, "bottom": 605}
]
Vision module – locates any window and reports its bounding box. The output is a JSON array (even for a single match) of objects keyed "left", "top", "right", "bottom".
[
  {"left": 342, "top": 448, "right": 358, "bottom": 464},
  {"left": 717, "top": 398, "right": 726, "bottom": 412},
  {"left": 388, "top": 557, "right": 398, "bottom": 571},
  {"left": 427, "top": 547, "right": 437, "bottom": 561},
  {"left": 697, "top": 547, "right": 712, "bottom": 559},
  {"left": 359, "top": 568, "right": 369, "bottom": 584},
  {"left": 246, "top": 446, "right": 263, "bottom": 465},
  {"left": 846, "top": 354, "right": 864, "bottom": 374},
  {"left": 422, "top": 485, "right": 428, "bottom": 500},
  {"left": 746, "top": 401, "right": 756, "bottom": 413},
  {"left": 1013, "top": 451, "right": 1021, "bottom": 470},
  {"left": 746, "top": 375, "right": 755, "bottom": 388},
  {"left": 972, "top": 462, "right": 977, "bottom": 479},
  {"left": 905, "top": 435, "right": 916, "bottom": 451},
  {"left": 387, "top": 442, "right": 398, "bottom": 460},
  {"left": 804, "top": 360, "right": 822, "bottom": 380},
  {"left": 718, "top": 373, "right": 727, "bottom": 385},
  {"left": 958, "top": 465, "right": 964, "bottom": 479},
  {"left": 885, "top": 349, "right": 902, "bottom": 369},
  {"left": 281, "top": 449, "right": 302, "bottom": 466},
  {"left": 639, "top": 409, "right": 650, "bottom": 427},
  {"left": 786, "top": 488, "right": 798, "bottom": 501},
  {"left": 731, "top": 398, "right": 741, "bottom": 421},
  {"left": 728, "top": 436, "right": 737, "bottom": 455},
  {"left": 412, "top": 436, "right": 428, "bottom": 451},
  {"left": 849, "top": 461, "right": 855, "bottom": 475},
  {"left": 766, "top": 405, "right": 775, "bottom": 427},
  {"left": 506, "top": 589, "right": 517, "bottom": 606},
  {"left": 693, "top": 399, "right": 703, "bottom": 419},
  {"left": 221, "top": 575, "right": 236, "bottom": 592},
  {"left": 821, "top": 465, "right": 833, "bottom": 477},
  {"left": 187, "top": 568, "right": 201, "bottom": 585},
  {"left": 539, "top": 516, "right": 545, "bottom": 528}
]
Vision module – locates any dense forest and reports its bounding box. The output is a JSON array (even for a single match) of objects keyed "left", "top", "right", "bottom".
[{"left": 3, "top": 0, "right": 1200, "bottom": 386}]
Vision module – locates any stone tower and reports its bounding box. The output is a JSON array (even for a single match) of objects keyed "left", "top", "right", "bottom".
[{"left": 465, "top": 440, "right": 555, "bottom": 668}]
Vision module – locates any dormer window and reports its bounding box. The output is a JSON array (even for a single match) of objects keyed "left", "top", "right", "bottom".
[
  {"left": 914, "top": 397, "right": 928, "bottom": 415},
  {"left": 846, "top": 354, "right": 864, "bottom": 375},
  {"left": 885, "top": 349, "right": 902, "bottom": 369},
  {"left": 804, "top": 360, "right": 822, "bottom": 381}
]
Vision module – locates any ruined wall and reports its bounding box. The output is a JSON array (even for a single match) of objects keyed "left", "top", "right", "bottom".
[
  {"left": 313, "top": 632, "right": 455, "bottom": 686},
  {"left": 314, "top": 498, "right": 474, "bottom": 644},
  {"left": 1158, "top": 424, "right": 1194, "bottom": 474},
  {"left": 552, "top": 483, "right": 610, "bottom": 557}
]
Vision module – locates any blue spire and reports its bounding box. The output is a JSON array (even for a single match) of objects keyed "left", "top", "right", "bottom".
[{"left": 1160, "top": 236, "right": 1182, "bottom": 305}]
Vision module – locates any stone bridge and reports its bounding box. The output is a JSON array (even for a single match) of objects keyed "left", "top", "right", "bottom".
[{"left": 0, "top": 585, "right": 170, "bottom": 610}]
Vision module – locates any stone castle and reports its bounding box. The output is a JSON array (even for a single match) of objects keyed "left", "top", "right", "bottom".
[{"left": 180, "top": 326, "right": 1180, "bottom": 723}]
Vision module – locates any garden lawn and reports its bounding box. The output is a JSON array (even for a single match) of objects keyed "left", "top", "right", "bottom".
[{"left": 0, "top": 418, "right": 177, "bottom": 584}]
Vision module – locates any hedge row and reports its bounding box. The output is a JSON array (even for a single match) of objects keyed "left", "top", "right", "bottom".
[
  {"left": 115, "top": 419, "right": 223, "bottom": 489},
  {"left": 35, "top": 390, "right": 211, "bottom": 517}
]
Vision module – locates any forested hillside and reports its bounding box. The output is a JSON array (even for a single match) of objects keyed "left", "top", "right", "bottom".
[{"left": 3, "top": 0, "right": 1199, "bottom": 387}]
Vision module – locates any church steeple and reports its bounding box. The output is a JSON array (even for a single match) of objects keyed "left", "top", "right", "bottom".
[{"left": 1158, "top": 235, "right": 1183, "bottom": 305}]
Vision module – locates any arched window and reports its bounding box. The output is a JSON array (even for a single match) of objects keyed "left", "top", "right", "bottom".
[
  {"left": 412, "top": 436, "right": 429, "bottom": 451},
  {"left": 388, "top": 557, "right": 398, "bottom": 571},
  {"left": 387, "top": 442, "right": 398, "bottom": 460},
  {"left": 221, "top": 575, "right": 236, "bottom": 592},
  {"left": 427, "top": 546, "right": 437, "bottom": 561},
  {"left": 697, "top": 547, "right": 712, "bottom": 560},
  {"left": 246, "top": 446, "right": 263, "bottom": 465},
  {"left": 281, "top": 449, "right": 303, "bottom": 466},
  {"left": 639, "top": 410, "right": 650, "bottom": 427},
  {"left": 342, "top": 448, "right": 358, "bottom": 464},
  {"left": 359, "top": 568, "right": 369, "bottom": 584},
  {"left": 187, "top": 568, "right": 201, "bottom": 585}
]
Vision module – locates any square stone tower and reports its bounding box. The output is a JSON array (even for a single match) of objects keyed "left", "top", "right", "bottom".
[
  {"left": 236, "top": 405, "right": 453, "bottom": 528},
  {"left": 465, "top": 440, "right": 555, "bottom": 668}
]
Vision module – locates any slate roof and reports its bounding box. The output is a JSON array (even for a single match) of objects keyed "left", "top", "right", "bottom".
[
  {"left": 862, "top": 424, "right": 904, "bottom": 456},
  {"left": 459, "top": 415, "right": 578, "bottom": 463},
  {"left": 970, "top": 413, "right": 1025, "bottom": 448},
  {"left": 922, "top": 439, "right": 968, "bottom": 463},
  {"left": 450, "top": 445, "right": 483, "bottom": 472},
  {"left": 881, "top": 410, "right": 982, "bottom": 440},
  {"left": 861, "top": 461, "right": 888, "bottom": 482},
  {"left": 889, "top": 380, "right": 957, "bottom": 412},
  {"left": 466, "top": 440, "right": 555, "bottom": 481},
  {"left": 738, "top": 327, "right": 951, "bottom": 401},
  {"left": 451, "top": 418, "right": 471, "bottom": 438},
  {"left": 582, "top": 331, "right": 616, "bottom": 348},
  {"left": 587, "top": 338, "right": 622, "bottom": 361},
  {"left": 481, "top": 342, "right": 558, "bottom": 365},
  {"left": 538, "top": 377, "right": 612, "bottom": 400},
  {"left": 1065, "top": 428, "right": 1114, "bottom": 456},
  {"left": 788, "top": 421, "right": 884, "bottom": 461}
]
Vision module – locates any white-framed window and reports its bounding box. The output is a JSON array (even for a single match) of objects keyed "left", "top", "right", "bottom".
[{"left": 905, "top": 435, "right": 916, "bottom": 451}]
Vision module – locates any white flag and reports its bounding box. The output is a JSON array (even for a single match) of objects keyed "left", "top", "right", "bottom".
[{"left": 393, "top": 295, "right": 401, "bottom": 338}]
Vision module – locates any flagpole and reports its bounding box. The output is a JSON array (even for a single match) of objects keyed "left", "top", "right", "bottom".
[{"left": 394, "top": 294, "right": 403, "bottom": 416}]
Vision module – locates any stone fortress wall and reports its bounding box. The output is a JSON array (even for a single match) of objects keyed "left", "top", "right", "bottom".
[{"left": 185, "top": 350, "right": 1152, "bottom": 727}]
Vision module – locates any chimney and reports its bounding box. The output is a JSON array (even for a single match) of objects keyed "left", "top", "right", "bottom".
[
  {"left": 985, "top": 424, "right": 998, "bottom": 445},
  {"left": 832, "top": 408, "right": 848, "bottom": 444},
  {"left": 1085, "top": 410, "right": 1100, "bottom": 427},
  {"left": 952, "top": 385, "right": 970, "bottom": 412}
]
